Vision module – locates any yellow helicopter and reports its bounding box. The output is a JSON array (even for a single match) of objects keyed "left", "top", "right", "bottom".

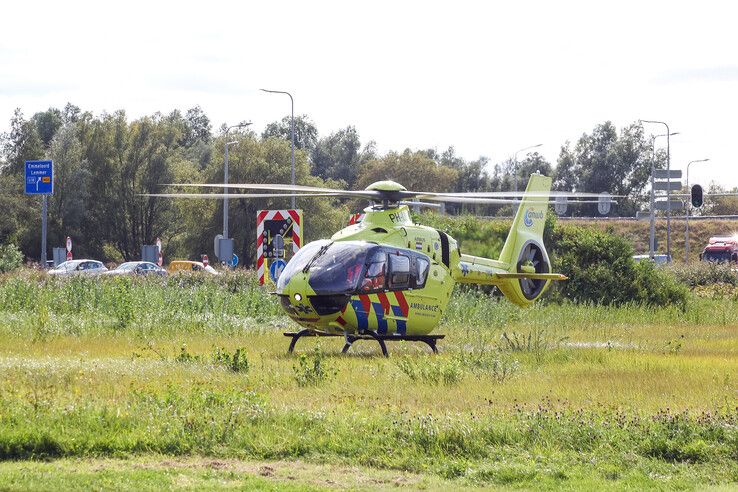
[{"left": 152, "top": 173, "right": 609, "bottom": 355}]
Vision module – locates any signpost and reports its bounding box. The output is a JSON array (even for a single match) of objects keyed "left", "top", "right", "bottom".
[
  {"left": 156, "top": 237, "right": 163, "bottom": 266},
  {"left": 554, "top": 196, "right": 568, "bottom": 216},
  {"left": 653, "top": 169, "right": 682, "bottom": 179},
  {"left": 66, "top": 236, "right": 72, "bottom": 261},
  {"left": 653, "top": 181, "right": 682, "bottom": 192},
  {"left": 25, "top": 160, "right": 53, "bottom": 267},
  {"left": 655, "top": 200, "right": 684, "bottom": 211},
  {"left": 650, "top": 167, "right": 683, "bottom": 261},
  {"left": 256, "top": 209, "right": 303, "bottom": 285},
  {"left": 597, "top": 193, "right": 612, "bottom": 215},
  {"left": 269, "top": 259, "right": 287, "bottom": 283}
]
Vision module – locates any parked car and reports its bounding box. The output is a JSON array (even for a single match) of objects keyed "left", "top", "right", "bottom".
[
  {"left": 105, "top": 261, "right": 167, "bottom": 276},
  {"left": 700, "top": 236, "right": 738, "bottom": 263},
  {"left": 168, "top": 260, "right": 219, "bottom": 275},
  {"left": 632, "top": 254, "right": 671, "bottom": 266},
  {"left": 48, "top": 259, "right": 108, "bottom": 276}
]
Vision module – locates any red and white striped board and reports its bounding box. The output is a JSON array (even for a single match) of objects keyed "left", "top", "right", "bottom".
[{"left": 257, "top": 209, "right": 303, "bottom": 285}]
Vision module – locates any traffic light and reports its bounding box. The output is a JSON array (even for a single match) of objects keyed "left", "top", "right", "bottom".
[{"left": 691, "top": 184, "right": 703, "bottom": 208}]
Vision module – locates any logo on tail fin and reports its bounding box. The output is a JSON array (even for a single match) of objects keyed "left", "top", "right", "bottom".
[{"left": 523, "top": 208, "right": 544, "bottom": 227}]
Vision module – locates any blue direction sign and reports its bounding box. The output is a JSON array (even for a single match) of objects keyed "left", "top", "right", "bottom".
[
  {"left": 25, "top": 160, "right": 53, "bottom": 195},
  {"left": 269, "top": 259, "right": 287, "bottom": 282},
  {"left": 231, "top": 253, "right": 239, "bottom": 268}
]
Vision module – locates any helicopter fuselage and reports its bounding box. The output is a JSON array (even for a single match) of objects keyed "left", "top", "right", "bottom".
[
  {"left": 276, "top": 205, "right": 460, "bottom": 336},
  {"left": 275, "top": 175, "right": 562, "bottom": 337}
]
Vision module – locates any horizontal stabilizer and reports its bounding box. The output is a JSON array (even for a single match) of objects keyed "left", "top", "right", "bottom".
[{"left": 492, "top": 273, "right": 568, "bottom": 281}]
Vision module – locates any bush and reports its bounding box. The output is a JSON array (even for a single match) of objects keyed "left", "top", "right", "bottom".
[
  {"left": 552, "top": 226, "right": 687, "bottom": 307},
  {"left": 395, "top": 357, "right": 464, "bottom": 386},
  {"left": 212, "top": 346, "right": 249, "bottom": 373},
  {"left": 670, "top": 262, "right": 737, "bottom": 287},
  {"left": 293, "top": 347, "right": 334, "bottom": 387},
  {"left": 0, "top": 243, "right": 23, "bottom": 273}
]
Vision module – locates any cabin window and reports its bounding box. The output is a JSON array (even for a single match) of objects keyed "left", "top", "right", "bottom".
[
  {"left": 389, "top": 253, "right": 411, "bottom": 289},
  {"left": 415, "top": 257, "right": 430, "bottom": 288}
]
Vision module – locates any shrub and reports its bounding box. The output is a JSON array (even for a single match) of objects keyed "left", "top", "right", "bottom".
[
  {"left": 212, "top": 346, "right": 249, "bottom": 373},
  {"left": 670, "top": 262, "right": 737, "bottom": 287},
  {"left": 395, "top": 357, "right": 464, "bottom": 386},
  {"left": 293, "top": 347, "right": 334, "bottom": 387},
  {"left": 0, "top": 243, "right": 23, "bottom": 273},
  {"left": 551, "top": 226, "right": 687, "bottom": 307},
  {"left": 692, "top": 283, "right": 738, "bottom": 300},
  {"left": 453, "top": 349, "right": 520, "bottom": 383}
]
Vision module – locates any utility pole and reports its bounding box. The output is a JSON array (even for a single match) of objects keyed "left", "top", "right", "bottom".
[
  {"left": 223, "top": 122, "right": 252, "bottom": 240},
  {"left": 641, "top": 120, "right": 673, "bottom": 261},
  {"left": 260, "top": 88, "right": 296, "bottom": 208},
  {"left": 649, "top": 131, "right": 679, "bottom": 257},
  {"left": 513, "top": 144, "right": 543, "bottom": 193}
]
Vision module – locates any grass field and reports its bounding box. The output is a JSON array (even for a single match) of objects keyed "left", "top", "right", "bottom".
[{"left": 0, "top": 271, "right": 736, "bottom": 490}]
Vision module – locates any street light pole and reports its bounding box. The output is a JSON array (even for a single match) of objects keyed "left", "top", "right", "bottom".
[
  {"left": 224, "top": 122, "right": 252, "bottom": 240},
  {"left": 260, "top": 88, "right": 295, "bottom": 209},
  {"left": 685, "top": 158, "right": 709, "bottom": 263},
  {"left": 513, "top": 143, "right": 543, "bottom": 193},
  {"left": 640, "top": 120, "right": 672, "bottom": 260},
  {"left": 649, "top": 132, "right": 679, "bottom": 258}
]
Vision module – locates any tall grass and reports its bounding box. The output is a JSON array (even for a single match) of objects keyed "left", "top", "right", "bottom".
[
  {"left": 3, "top": 270, "right": 738, "bottom": 341},
  {"left": 0, "top": 270, "right": 283, "bottom": 337}
]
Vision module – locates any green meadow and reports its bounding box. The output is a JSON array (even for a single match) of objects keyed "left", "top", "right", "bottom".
[{"left": 0, "top": 271, "right": 736, "bottom": 490}]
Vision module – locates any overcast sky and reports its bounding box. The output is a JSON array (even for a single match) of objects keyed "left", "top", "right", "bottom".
[{"left": 2, "top": 0, "right": 737, "bottom": 189}]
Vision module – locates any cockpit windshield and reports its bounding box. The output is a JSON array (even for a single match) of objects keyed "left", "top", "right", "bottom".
[
  {"left": 277, "top": 240, "right": 432, "bottom": 296},
  {"left": 277, "top": 240, "right": 375, "bottom": 294}
]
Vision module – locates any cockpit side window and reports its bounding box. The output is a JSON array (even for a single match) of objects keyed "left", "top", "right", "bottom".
[{"left": 360, "top": 250, "right": 387, "bottom": 293}]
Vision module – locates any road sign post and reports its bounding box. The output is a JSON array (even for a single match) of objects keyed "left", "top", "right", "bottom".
[
  {"left": 597, "top": 193, "right": 612, "bottom": 215},
  {"left": 554, "top": 196, "right": 567, "bottom": 216},
  {"left": 655, "top": 200, "right": 684, "bottom": 211},
  {"left": 270, "top": 259, "right": 287, "bottom": 283},
  {"left": 651, "top": 167, "right": 682, "bottom": 262},
  {"left": 41, "top": 196, "right": 48, "bottom": 266},
  {"left": 66, "top": 236, "right": 72, "bottom": 261},
  {"left": 256, "top": 210, "right": 303, "bottom": 285},
  {"left": 25, "top": 160, "right": 53, "bottom": 267}
]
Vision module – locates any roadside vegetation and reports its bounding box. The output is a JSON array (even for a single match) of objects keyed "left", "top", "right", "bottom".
[{"left": 0, "top": 269, "right": 736, "bottom": 489}]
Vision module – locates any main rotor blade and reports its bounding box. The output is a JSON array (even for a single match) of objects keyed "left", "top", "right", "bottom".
[
  {"left": 163, "top": 183, "right": 383, "bottom": 200},
  {"left": 416, "top": 195, "right": 618, "bottom": 205},
  {"left": 165, "top": 183, "right": 342, "bottom": 193},
  {"left": 165, "top": 183, "right": 619, "bottom": 199},
  {"left": 414, "top": 191, "right": 622, "bottom": 199},
  {"left": 141, "top": 192, "right": 344, "bottom": 199}
]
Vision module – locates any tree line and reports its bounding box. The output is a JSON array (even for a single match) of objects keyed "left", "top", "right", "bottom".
[{"left": 0, "top": 103, "right": 694, "bottom": 265}]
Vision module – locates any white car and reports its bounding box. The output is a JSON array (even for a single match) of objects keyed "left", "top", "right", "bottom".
[
  {"left": 48, "top": 259, "right": 108, "bottom": 276},
  {"left": 632, "top": 254, "right": 671, "bottom": 266}
]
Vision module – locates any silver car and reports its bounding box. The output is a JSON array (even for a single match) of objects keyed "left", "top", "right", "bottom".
[
  {"left": 106, "top": 261, "right": 167, "bottom": 276},
  {"left": 48, "top": 259, "right": 108, "bottom": 276}
]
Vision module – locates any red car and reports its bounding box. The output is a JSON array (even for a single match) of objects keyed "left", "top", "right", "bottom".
[{"left": 700, "top": 236, "right": 738, "bottom": 263}]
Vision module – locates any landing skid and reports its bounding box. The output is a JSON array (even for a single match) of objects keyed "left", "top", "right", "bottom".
[{"left": 283, "top": 329, "right": 444, "bottom": 357}]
